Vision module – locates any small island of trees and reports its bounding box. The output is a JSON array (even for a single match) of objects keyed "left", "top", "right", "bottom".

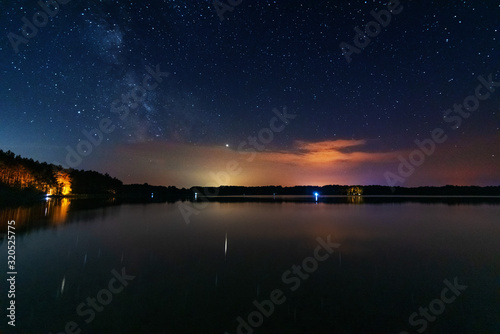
[{"left": 347, "top": 186, "right": 363, "bottom": 196}]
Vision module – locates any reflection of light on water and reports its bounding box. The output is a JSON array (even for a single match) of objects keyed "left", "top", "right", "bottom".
[
  {"left": 61, "top": 276, "right": 66, "bottom": 294},
  {"left": 224, "top": 233, "right": 228, "bottom": 260},
  {"left": 347, "top": 196, "right": 364, "bottom": 204},
  {"left": 0, "top": 199, "right": 73, "bottom": 230},
  {"left": 49, "top": 198, "right": 71, "bottom": 225},
  {"left": 314, "top": 192, "right": 319, "bottom": 202}
]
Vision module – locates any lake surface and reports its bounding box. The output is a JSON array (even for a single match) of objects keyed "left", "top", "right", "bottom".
[{"left": 0, "top": 197, "right": 499, "bottom": 333}]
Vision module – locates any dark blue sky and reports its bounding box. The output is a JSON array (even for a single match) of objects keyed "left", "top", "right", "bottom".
[{"left": 1, "top": 0, "right": 499, "bottom": 186}]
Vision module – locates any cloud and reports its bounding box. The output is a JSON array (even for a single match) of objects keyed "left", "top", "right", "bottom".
[{"left": 257, "top": 139, "right": 399, "bottom": 166}]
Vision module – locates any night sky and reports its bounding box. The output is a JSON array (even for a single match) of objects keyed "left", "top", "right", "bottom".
[{"left": 1, "top": 0, "right": 499, "bottom": 187}]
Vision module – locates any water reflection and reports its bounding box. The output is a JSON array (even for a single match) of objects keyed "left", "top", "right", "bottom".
[
  {"left": 0, "top": 199, "right": 499, "bottom": 333},
  {"left": 190, "top": 195, "right": 500, "bottom": 205},
  {"left": 1, "top": 195, "right": 500, "bottom": 236},
  {"left": 46, "top": 197, "right": 70, "bottom": 225},
  {"left": 0, "top": 197, "right": 70, "bottom": 232},
  {"left": 0, "top": 197, "right": 113, "bottom": 233},
  {"left": 346, "top": 195, "right": 364, "bottom": 204}
]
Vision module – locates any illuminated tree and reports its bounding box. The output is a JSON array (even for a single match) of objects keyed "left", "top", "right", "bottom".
[
  {"left": 347, "top": 186, "right": 363, "bottom": 196},
  {"left": 55, "top": 171, "right": 72, "bottom": 195}
]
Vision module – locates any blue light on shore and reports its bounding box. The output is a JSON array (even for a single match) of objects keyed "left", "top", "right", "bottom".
[{"left": 314, "top": 192, "right": 319, "bottom": 201}]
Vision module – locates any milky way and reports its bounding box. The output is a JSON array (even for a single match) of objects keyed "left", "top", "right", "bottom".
[{"left": 0, "top": 0, "right": 499, "bottom": 186}]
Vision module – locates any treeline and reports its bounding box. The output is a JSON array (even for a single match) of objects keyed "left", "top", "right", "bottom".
[
  {"left": 366, "top": 185, "right": 500, "bottom": 196},
  {"left": 191, "top": 185, "right": 500, "bottom": 196},
  {"left": 0, "top": 149, "right": 122, "bottom": 198},
  {"left": 0, "top": 149, "right": 191, "bottom": 203},
  {"left": 0, "top": 149, "right": 59, "bottom": 194},
  {"left": 121, "top": 184, "right": 191, "bottom": 201},
  {"left": 70, "top": 169, "right": 122, "bottom": 195}
]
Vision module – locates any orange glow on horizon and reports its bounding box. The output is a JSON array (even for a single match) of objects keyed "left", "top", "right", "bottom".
[
  {"left": 94, "top": 136, "right": 499, "bottom": 188},
  {"left": 101, "top": 139, "right": 404, "bottom": 187}
]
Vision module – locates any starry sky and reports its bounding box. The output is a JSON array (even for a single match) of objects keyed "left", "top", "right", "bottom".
[{"left": 0, "top": 0, "right": 499, "bottom": 187}]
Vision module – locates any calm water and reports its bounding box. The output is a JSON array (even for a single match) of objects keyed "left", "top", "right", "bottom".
[{"left": 0, "top": 197, "right": 499, "bottom": 334}]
